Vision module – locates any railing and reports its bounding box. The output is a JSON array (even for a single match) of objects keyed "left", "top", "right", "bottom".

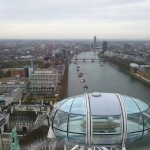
[{"left": 70, "top": 58, "right": 101, "bottom": 61}]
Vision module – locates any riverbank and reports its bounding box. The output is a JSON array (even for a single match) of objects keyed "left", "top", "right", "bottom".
[
  {"left": 58, "top": 62, "right": 69, "bottom": 100},
  {"left": 130, "top": 72, "right": 150, "bottom": 87},
  {"left": 100, "top": 54, "right": 150, "bottom": 87},
  {"left": 100, "top": 55, "right": 130, "bottom": 74}
]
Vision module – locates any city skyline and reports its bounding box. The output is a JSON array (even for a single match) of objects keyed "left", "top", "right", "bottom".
[{"left": 0, "top": 0, "right": 150, "bottom": 40}]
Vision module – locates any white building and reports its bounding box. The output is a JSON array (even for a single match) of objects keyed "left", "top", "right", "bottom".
[
  {"left": 30, "top": 69, "right": 58, "bottom": 95},
  {"left": 9, "top": 111, "right": 37, "bottom": 133},
  {"left": 52, "top": 49, "right": 60, "bottom": 59},
  {"left": 0, "top": 77, "right": 29, "bottom": 94},
  {"left": 9, "top": 103, "right": 48, "bottom": 134},
  {"left": 0, "top": 114, "right": 7, "bottom": 150},
  {"left": 130, "top": 63, "right": 139, "bottom": 68},
  {"left": 0, "top": 88, "right": 22, "bottom": 107},
  {"left": 0, "top": 96, "right": 10, "bottom": 107}
]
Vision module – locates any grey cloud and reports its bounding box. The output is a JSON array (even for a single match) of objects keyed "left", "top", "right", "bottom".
[
  {"left": 0, "top": 0, "right": 149, "bottom": 22},
  {"left": 0, "top": 0, "right": 150, "bottom": 39}
]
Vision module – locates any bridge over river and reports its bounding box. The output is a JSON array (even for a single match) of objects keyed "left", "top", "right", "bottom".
[{"left": 70, "top": 58, "right": 105, "bottom": 63}]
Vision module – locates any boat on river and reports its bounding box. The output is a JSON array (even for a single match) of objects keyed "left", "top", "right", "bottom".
[
  {"left": 79, "top": 72, "right": 84, "bottom": 75},
  {"left": 80, "top": 79, "right": 85, "bottom": 82},
  {"left": 78, "top": 74, "right": 82, "bottom": 77},
  {"left": 78, "top": 72, "right": 84, "bottom": 77},
  {"left": 83, "top": 85, "right": 88, "bottom": 88}
]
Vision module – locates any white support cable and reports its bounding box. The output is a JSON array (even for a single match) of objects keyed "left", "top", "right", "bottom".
[
  {"left": 101, "top": 147, "right": 109, "bottom": 150},
  {"left": 116, "top": 94, "right": 127, "bottom": 150},
  {"left": 90, "top": 107, "right": 93, "bottom": 145},
  {"left": 122, "top": 146, "right": 126, "bottom": 150},
  {"left": 110, "top": 147, "right": 120, "bottom": 150},
  {"left": 71, "top": 145, "right": 80, "bottom": 150},
  {"left": 85, "top": 93, "right": 91, "bottom": 146},
  {"left": 79, "top": 146, "right": 85, "bottom": 150}
]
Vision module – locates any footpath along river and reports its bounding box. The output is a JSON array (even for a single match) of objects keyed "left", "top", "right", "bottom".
[{"left": 67, "top": 51, "right": 150, "bottom": 150}]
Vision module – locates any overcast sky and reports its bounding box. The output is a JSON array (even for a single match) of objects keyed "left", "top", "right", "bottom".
[{"left": 0, "top": 0, "right": 150, "bottom": 40}]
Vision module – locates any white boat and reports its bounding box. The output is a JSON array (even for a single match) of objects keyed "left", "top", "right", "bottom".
[{"left": 80, "top": 79, "right": 85, "bottom": 82}]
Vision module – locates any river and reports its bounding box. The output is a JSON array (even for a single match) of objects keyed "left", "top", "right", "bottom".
[{"left": 67, "top": 51, "right": 150, "bottom": 150}]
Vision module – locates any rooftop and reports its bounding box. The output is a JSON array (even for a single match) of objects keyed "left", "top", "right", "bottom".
[
  {"left": 0, "top": 77, "right": 28, "bottom": 84},
  {"left": 33, "top": 69, "right": 57, "bottom": 74},
  {"left": 10, "top": 111, "right": 37, "bottom": 119}
]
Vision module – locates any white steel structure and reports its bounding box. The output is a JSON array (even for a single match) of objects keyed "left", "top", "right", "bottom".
[{"left": 49, "top": 92, "right": 150, "bottom": 150}]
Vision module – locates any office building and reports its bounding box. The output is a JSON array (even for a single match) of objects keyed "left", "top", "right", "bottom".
[
  {"left": 93, "top": 36, "right": 96, "bottom": 52},
  {"left": 30, "top": 69, "right": 58, "bottom": 95},
  {"left": 24, "top": 66, "right": 34, "bottom": 78},
  {"left": 0, "top": 77, "right": 29, "bottom": 94},
  {"left": 0, "top": 88, "right": 22, "bottom": 107},
  {"left": 102, "top": 41, "right": 108, "bottom": 53}
]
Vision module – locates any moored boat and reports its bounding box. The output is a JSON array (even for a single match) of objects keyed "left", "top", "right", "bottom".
[
  {"left": 78, "top": 74, "right": 82, "bottom": 77},
  {"left": 80, "top": 79, "right": 85, "bottom": 82},
  {"left": 83, "top": 85, "right": 88, "bottom": 88}
]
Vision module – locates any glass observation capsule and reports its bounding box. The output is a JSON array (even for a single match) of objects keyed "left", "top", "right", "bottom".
[{"left": 49, "top": 92, "right": 150, "bottom": 146}]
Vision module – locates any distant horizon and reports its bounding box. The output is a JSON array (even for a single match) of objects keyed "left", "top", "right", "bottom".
[{"left": 0, "top": 38, "right": 150, "bottom": 41}]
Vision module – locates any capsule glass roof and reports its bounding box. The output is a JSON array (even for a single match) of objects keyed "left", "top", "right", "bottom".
[{"left": 50, "top": 92, "right": 150, "bottom": 146}]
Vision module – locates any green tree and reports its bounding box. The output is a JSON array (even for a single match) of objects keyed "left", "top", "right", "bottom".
[{"left": 6, "top": 70, "right": 11, "bottom": 77}]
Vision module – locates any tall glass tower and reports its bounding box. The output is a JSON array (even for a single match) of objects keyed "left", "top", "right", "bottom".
[
  {"left": 102, "top": 41, "right": 107, "bottom": 53},
  {"left": 93, "top": 36, "right": 96, "bottom": 52}
]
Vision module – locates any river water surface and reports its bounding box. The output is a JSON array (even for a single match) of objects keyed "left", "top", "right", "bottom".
[{"left": 67, "top": 51, "right": 150, "bottom": 150}]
